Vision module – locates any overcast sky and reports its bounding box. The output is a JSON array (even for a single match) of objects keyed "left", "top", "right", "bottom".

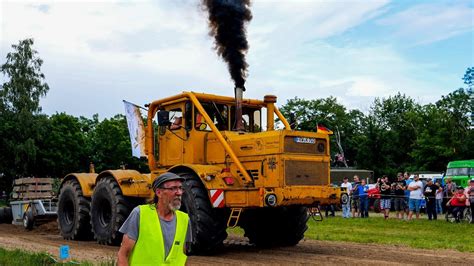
[{"left": 1, "top": 0, "right": 473, "bottom": 119}]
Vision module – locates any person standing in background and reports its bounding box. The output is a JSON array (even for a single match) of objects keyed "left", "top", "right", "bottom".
[
  {"left": 423, "top": 179, "right": 438, "bottom": 220},
  {"left": 351, "top": 175, "right": 360, "bottom": 218},
  {"left": 435, "top": 181, "right": 443, "bottom": 215},
  {"left": 404, "top": 172, "right": 412, "bottom": 217},
  {"left": 393, "top": 174, "right": 407, "bottom": 219},
  {"left": 408, "top": 174, "right": 423, "bottom": 220},
  {"left": 466, "top": 179, "right": 474, "bottom": 224},
  {"left": 443, "top": 177, "right": 456, "bottom": 214},
  {"left": 358, "top": 179, "right": 369, "bottom": 218},
  {"left": 378, "top": 175, "right": 391, "bottom": 219},
  {"left": 341, "top": 177, "right": 352, "bottom": 218}
]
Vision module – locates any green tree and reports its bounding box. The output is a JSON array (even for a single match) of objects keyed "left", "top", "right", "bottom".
[
  {"left": 357, "top": 93, "right": 420, "bottom": 177},
  {"left": 279, "top": 96, "right": 365, "bottom": 167},
  {"left": 89, "top": 114, "right": 148, "bottom": 173},
  {"left": 0, "top": 39, "right": 50, "bottom": 188},
  {"left": 36, "top": 113, "right": 91, "bottom": 177},
  {"left": 0, "top": 39, "right": 49, "bottom": 113},
  {"left": 462, "top": 67, "right": 474, "bottom": 90},
  {"left": 410, "top": 88, "right": 471, "bottom": 170}
]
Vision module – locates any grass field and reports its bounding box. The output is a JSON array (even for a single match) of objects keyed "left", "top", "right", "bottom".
[
  {"left": 0, "top": 248, "right": 113, "bottom": 266},
  {"left": 229, "top": 213, "right": 474, "bottom": 253},
  {"left": 306, "top": 215, "right": 474, "bottom": 252}
]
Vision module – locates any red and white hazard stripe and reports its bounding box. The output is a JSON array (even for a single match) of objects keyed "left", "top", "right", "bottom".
[{"left": 210, "top": 189, "right": 225, "bottom": 208}]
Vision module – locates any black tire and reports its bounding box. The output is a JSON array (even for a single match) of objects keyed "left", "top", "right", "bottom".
[
  {"left": 241, "top": 206, "right": 308, "bottom": 247},
  {"left": 340, "top": 193, "right": 349, "bottom": 205},
  {"left": 465, "top": 208, "right": 472, "bottom": 223},
  {"left": 23, "top": 211, "right": 34, "bottom": 230},
  {"left": 4, "top": 207, "right": 13, "bottom": 224},
  {"left": 0, "top": 207, "right": 5, "bottom": 223},
  {"left": 90, "top": 177, "right": 132, "bottom": 245},
  {"left": 58, "top": 179, "right": 93, "bottom": 240},
  {"left": 445, "top": 210, "right": 456, "bottom": 223},
  {"left": 178, "top": 172, "right": 228, "bottom": 254}
]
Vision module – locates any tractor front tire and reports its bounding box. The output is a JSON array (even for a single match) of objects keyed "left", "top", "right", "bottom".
[
  {"left": 90, "top": 177, "right": 132, "bottom": 245},
  {"left": 57, "top": 179, "right": 93, "bottom": 240},
  {"left": 178, "top": 172, "right": 228, "bottom": 254},
  {"left": 241, "top": 206, "right": 309, "bottom": 247}
]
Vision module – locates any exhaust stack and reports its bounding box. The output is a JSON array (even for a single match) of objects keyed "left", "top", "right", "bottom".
[{"left": 234, "top": 86, "right": 244, "bottom": 131}]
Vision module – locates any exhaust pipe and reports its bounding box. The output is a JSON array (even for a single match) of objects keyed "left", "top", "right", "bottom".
[{"left": 234, "top": 86, "right": 245, "bottom": 131}]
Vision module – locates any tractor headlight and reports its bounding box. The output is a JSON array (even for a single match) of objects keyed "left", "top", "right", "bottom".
[{"left": 265, "top": 193, "right": 277, "bottom": 207}]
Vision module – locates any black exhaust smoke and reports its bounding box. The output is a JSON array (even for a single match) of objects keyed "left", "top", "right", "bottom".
[
  {"left": 202, "top": 0, "right": 252, "bottom": 89},
  {"left": 202, "top": 0, "right": 252, "bottom": 131}
]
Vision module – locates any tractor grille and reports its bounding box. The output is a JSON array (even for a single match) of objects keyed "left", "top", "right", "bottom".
[
  {"left": 284, "top": 137, "right": 326, "bottom": 154},
  {"left": 237, "top": 169, "right": 259, "bottom": 181},
  {"left": 285, "top": 160, "right": 328, "bottom": 186}
]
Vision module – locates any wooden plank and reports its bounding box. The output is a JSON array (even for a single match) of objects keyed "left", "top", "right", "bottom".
[
  {"left": 27, "top": 184, "right": 53, "bottom": 191},
  {"left": 13, "top": 185, "right": 53, "bottom": 193},
  {"left": 22, "top": 192, "right": 54, "bottom": 199},
  {"left": 14, "top": 178, "right": 54, "bottom": 185}
]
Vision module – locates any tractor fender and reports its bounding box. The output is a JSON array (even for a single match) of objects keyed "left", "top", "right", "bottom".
[
  {"left": 61, "top": 173, "right": 98, "bottom": 197},
  {"left": 96, "top": 170, "right": 152, "bottom": 197},
  {"left": 168, "top": 164, "right": 226, "bottom": 190}
]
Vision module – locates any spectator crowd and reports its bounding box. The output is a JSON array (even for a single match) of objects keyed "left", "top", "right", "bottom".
[{"left": 339, "top": 173, "right": 474, "bottom": 223}]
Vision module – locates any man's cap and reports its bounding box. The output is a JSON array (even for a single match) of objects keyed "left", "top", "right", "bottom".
[
  {"left": 457, "top": 186, "right": 464, "bottom": 190},
  {"left": 470, "top": 178, "right": 474, "bottom": 183},
  {"left": 426, "top": 178, "right": 432, "bottom": 182},
  {"left": 152, "top": 172, "right": 185, "bottom": 191}
]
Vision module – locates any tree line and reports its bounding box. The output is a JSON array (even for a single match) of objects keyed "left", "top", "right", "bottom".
[
  {"left": 279, "top": 68, "right": 474, "bottom": 178},
  {"left": 0, "top": 39, "right": 147, "bottom": 192},
  {"left": 1, "top": 39, "right": 473, "bottom": 192}
]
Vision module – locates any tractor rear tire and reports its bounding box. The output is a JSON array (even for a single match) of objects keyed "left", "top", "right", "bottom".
[
  {"left": 241, "top": 206, "right": 309, "bottom": 247},
  {"left": 90, "top": 177, "right": 132, "bottom": 245},
  {"left": 178, "top": 172, "right": 228, "bottom": 254},
  {"left": 58, "top": 179, "right": 93, "bottom": 240}
]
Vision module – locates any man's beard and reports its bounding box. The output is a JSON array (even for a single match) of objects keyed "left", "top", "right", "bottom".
[{"left": 168, "top": 196, "right": 182, "bottom": 211}]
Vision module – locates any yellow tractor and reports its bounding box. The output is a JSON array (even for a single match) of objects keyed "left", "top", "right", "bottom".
[{"left": 57, "top": 91, "right": 341, "bottom": 253}]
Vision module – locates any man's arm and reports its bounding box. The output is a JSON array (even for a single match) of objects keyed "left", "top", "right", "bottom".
[{"left": 117, "top": 234, "right": 136, "bottom": 266}]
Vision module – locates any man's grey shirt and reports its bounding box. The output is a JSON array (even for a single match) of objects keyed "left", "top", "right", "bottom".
[{"left": 119, "top": 206, "right": 192, "bottom": 257}]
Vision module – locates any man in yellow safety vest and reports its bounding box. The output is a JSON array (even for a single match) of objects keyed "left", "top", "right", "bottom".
[{"left": 117, "top": 172, "right": 191, "bottom": 265}]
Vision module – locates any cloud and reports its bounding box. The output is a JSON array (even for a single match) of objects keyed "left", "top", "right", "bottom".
[
  {"left": 377, "top": 2, "right": 474, "bottom": 45},
  {"left": 1, "top": 0, "right": 468, "bottom": 118}
]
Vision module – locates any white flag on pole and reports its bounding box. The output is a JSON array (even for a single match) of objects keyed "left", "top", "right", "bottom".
[{"left": 123, "top": 101, "right": 147, "bottom": 158}]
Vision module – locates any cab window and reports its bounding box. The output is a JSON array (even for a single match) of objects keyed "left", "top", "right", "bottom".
[
  {"left": 195, "top": 103, "right": 229, "bottom": 131},
  {"left": 169, "top": 109, "right": 183, "bottom": 131},
  {"left": 231, "top": 106, "right": 261, "bottom": 132}
]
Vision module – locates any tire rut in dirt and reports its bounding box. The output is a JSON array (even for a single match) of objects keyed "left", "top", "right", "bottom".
[
  {"left": 240, "top": 206, "right": 309, "bottom": 247},
  {"left": 57, "top": 179, "right": 93, "bottom": 240},
  {"left": 90, "top": 177, "right": 133, "bottom": 245},
  {"left": 177, "top": 172, "right": 228, "bottom": 255}
]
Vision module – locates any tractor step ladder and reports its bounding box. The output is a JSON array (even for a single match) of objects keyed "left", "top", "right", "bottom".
[
  {"left": 227, "top": 208, "right": 243, "bottom": 228},
  {"left": 309, "top": 207, "right": 323, "bottom": 222}
]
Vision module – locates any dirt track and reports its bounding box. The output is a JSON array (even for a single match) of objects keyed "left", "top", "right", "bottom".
[{"left": 0, "top": 222, "right": 473, "bottom": 265}]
